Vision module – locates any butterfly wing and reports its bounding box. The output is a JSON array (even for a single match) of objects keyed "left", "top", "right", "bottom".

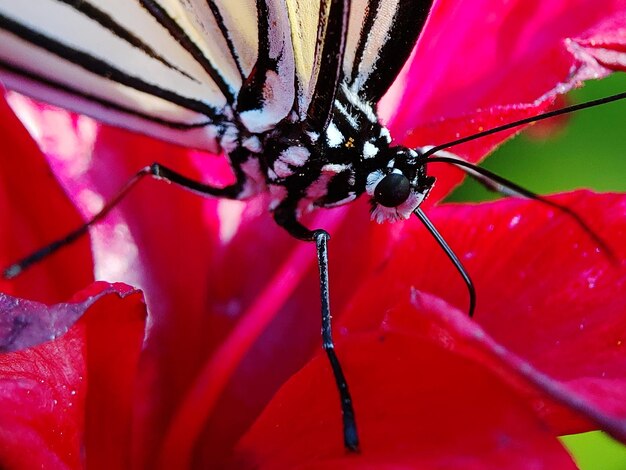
[
  {"left": 301, "top": 0, "right": 434, "bottom": 130},
  {"left": 343, "top": 0, "right": 433, "bottom": 103},
  {"left": 304, "top": 0, "right": 349, "bottom": 131},
  {"left": 0, "top": 0, "right": 262, "bottom": 152},
  {"left": 0, "top": 0, "right": 433, "bottom": 151}
]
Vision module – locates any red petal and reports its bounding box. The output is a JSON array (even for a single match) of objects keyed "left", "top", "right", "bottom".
[
  {"left": 82, "top": 284, "right": 147, "bottom": 469},
  {"left": 2, "top": 100, "right": 233, "bottom": 467},
  {"left": 0, "top": 95, "right": 92, "bottom": 302},
  {"left": 0, "top": 283, "right": 146, "bottom": 469},
  {"left": 390, "top": 0, "right": 626, "bottom": 131},
  {"left": 5, "top": 3, "right": 625, "bottom": 465},
  {"left": 84, "top": 130, "right": 290, "bottom": 468},
  {"left": 3, "top": 104, "right": 390, "bottom": 465},
  {"left": 572, "top": 12, "right": 626, "bottom": 72},
  {"left": 341, "top": 191, "right": 626, "bottom": 440},
  {"left": 234, "top": 316, "right": 576, "bottom": 469},
  {"left": 0, "top": 292, "right": 98, "bottom": 352},
  {"left": 235, "top": 189, "right": 626, "bottom": 466},
  {"left": 3, "top": 100, "right": 333, "bottom": 466},
  {"left": 384, "top": 0, "right": 626, "bottom": 202}
]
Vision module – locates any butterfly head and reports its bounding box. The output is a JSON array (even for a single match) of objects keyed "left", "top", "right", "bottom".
[{"left": 365, "top": 147, "right": 435, "bottom": 223}]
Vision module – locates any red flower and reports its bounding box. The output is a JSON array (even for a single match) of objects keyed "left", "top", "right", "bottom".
[{"left": 1, "top": 1, "right": 626, "bottom": 468}]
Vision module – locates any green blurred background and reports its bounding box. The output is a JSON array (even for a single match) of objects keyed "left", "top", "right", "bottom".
[{"left": 447, "top": 73, "right": 626, "bottom": 469}]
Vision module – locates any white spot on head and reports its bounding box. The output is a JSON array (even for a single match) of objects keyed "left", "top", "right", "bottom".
[
  {"left": 280, "top": 146, "right": 310, "bottom": 166},
  {"left": 273, "top": 159, "right": 293, "bottom": 177},
  {"left": 321, "top": 163, "right": 351, "bottom": 173},
  {"left": 367, "top": 171, "right": 435, "bottom": 224},
  {"left": 363, "top": 141, "right": 379, "bottom": 159},
  {"left": 366, "top": 169, "right": 385, "bottom": 196},
  {"left": 370, "top": 189, "right": 429, "bottom": 224},
  {"left": 326, "top": 122, "right": 344, "bottom": 147},
  {"left": 380, "top": 127, "right": 392, "bottom": 143},
  {"left": 242, "top": 136, "right": 262, "bottom": 153},
  {"left": 366, "top": 169, "right": 405, "bottom": 196},
  {"left": 307, "top": 131, "right": 320, "bottom": 143}
]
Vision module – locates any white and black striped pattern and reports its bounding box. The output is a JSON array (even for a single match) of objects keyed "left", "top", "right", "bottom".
[
  {"left": 0, "top": 1, "right": 429, "bottom": 147},
  {"left": 0, "top": 0, "right": 435, "bottom": 228},
  {"left": 0, "top": 0, "right": 256, "bottom": 152}
]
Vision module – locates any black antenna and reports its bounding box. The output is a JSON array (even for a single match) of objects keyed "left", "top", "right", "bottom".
[
  {"left": 425, "top": 156, "right": 617, "bottom": 262},
  {"left": 411, "top": 89, "right": 624, "bottom": 318},
  {"left": 422, "top": 91, "right": 626, "bottom": 158}
]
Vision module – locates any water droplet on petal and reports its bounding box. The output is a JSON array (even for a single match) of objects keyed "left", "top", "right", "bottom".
[
  {"left": 463, "top": 251, "right": 475, "bottom": 260},
  {"left": 587, "top": 276, "right": 598, "bottom": 289},
  {"left": 508, "top": 214, "right": 521, "bottom": 228}
]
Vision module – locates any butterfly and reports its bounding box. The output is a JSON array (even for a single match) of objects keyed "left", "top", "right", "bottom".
[{"left": 0, "top": 0, "right": 622, "bottom": 451}]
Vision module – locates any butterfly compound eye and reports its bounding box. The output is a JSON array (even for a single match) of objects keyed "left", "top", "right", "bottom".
[{"left": 374, "top": 172, "right": 411, "bottom": 207}]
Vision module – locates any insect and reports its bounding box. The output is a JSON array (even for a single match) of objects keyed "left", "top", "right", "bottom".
[{"left": 0, "top": 0, "right": 623, "bottom": 452}]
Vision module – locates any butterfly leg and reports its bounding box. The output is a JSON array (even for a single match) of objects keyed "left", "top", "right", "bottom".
[
  {"left": 273, "top": 205, "right": 360, "bottom": 452},
  {"left": 3, "top": 160, "right": 250, "bottom": 279}
]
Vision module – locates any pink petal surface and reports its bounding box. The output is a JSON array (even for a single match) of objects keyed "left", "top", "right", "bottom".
[
  {"left": 383, "top": 1, "right": 626, "bottom": 202},
  {"left": 1, "top": 1, "right": 625, "bottom": 468},
  {"left": 232, "top": 191, "right": 626, "bottom": 468},
  {"left": 573, "top": 13, "right": 626, "bottom": 71},
  {"left": 234, "top": 304, "right": 577, "bottom": 469},
  {"left": 0, "top": 283, "right": 146, "bottom": 470},
  {"left": 340, "top": 191, "right": 626, "bottom": 438},
  {"left": 0, "top": 95, "right": 92, "bottom": 303},
  {"left": 389, "top": 0, "right": 626, "bottom": 131}
]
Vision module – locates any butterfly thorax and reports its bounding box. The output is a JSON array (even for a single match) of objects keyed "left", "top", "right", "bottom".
[{"left": 225, "top": 81, "right": 435, "bottom": 223}]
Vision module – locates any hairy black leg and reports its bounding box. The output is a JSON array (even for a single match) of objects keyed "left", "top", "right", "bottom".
[
  {"left": 273, "top": 205, "right": 359, "bottom": 452},
  {"left": 3, "top": 161, "right": 249, "bottom": 279},
  {"left": 414, "top": 208, "right": 476, "bottom": 318}
]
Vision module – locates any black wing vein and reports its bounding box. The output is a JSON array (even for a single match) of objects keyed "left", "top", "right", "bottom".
[
  {"left": 0, "top": 58, "right": 212, "bottom": 130},
  {"left": 139, "top": 0, "right": 237, "bottom": 103},
  {"left": 0, "top": 11, "right": 221, "bottom": 119},
  {"left": 58, "top": 0, "right": 201, "bottom": 84}
]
